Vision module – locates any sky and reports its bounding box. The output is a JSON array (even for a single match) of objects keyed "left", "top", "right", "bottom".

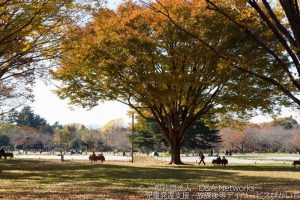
[
  {"left": 29, "top": 0, "right": 300, "bottom": 128},
  {"left": 31, "top": 79, "right": 300, "bottom": 128},
  {"left": 32, "top": 81, "right": 130, "bottom": 128}
]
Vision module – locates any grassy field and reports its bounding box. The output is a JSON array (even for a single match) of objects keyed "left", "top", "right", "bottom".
[{"left": 0, "top": 157, "right": 300, "bottom": 200}]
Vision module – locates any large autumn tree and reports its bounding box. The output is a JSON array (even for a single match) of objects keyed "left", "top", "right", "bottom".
[
  {"left": 0, "top": 0, "right": 102, "bottom": 115},
  {"left": 205, "top": 0, "right": 300, "bottom": 107},
  {"left": 150, "top": 0, "right": 300, "bottom": 108},
  {"left": 53, "top": 0, "right": 286, "bottom": 164}
]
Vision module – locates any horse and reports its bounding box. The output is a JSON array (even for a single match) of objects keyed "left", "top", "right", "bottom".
[
  {"left": 293, "top": 160, "right": 300, "bottom": 167},
  {"left": 0, "top": 152, "right": 14, "bottom": 159},
  {"left": 97, "top": 154, "right": 105, "bottom": 163}
]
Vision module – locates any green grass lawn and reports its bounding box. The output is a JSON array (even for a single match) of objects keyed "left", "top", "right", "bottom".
[{"left": 0, "top": 157, "right": 300, "bottom": 199}]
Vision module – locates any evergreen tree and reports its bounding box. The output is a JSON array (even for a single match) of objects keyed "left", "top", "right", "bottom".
[
  {"left": 182, "top": 120, "right": 221, "bottom": 151},
  {"left": 51, "top": 122, "right": 63, "bottom": 132},
  {"left": 11, "top": 106, "right": 54, "bottom": 134},
  {"left": 134, "top": 117, "right": 221, "bottom": 152},
  {"left": 14, "top": 106, "right": 47, "bottom": 129},
  {"left": 0, "top": 135, "right": 9, "bottom": 147}
]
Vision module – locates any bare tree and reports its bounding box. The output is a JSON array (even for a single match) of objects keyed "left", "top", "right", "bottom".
[
  {"left": 100, "top": 119, "right": 130, "bottom": 151},
  {"left": 219, "top": 122, "right": 300, "bottom": 153}
]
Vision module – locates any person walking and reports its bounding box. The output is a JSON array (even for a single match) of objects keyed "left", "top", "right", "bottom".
[{"left": 198, "top": 152, "right": 205, "bottom": 165}]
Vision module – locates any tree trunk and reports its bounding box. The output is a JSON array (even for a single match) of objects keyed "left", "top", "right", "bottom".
[{"left": 169, "top": 137, "right": 183, "bottom": 164}]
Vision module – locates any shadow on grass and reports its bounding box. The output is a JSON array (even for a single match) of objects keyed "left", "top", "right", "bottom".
[
  {"left": 0, "top": 159, "right": 300, "bottom": 199},
  {"left": 205, "top": 165, "right": 300, "bottom": 172}
]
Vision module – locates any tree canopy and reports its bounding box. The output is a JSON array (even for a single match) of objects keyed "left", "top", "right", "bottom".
[
  {"left": 53, "top": 0, "right": 287, "bottom": 164},
  {"left": 0, "top": 0, "right": 102, "bottom": 115},
  {"left": 172, "top": 0, "right": 300, "bottom": 108}
]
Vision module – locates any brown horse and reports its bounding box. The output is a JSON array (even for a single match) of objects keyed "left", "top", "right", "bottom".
[
  {"left": 0, "top": 152, "right": 14, "bottom": 159},
  {"left": 293, "top": 160, "right": 300, "bottom": 167}
]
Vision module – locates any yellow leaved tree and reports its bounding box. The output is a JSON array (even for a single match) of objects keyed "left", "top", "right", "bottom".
[{"left": 53, "top": 0, "right": 287, "bottom": 164}]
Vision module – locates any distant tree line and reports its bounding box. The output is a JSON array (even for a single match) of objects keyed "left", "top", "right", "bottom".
[
  {"left": 219, "top": 117, "right": 300, "bottom": 153},
  {"left": 2, "top": 106, "right": 299, "bottom": 154},
  {"left": 0, "top": 106, "right": 106, "bottom": 152}
]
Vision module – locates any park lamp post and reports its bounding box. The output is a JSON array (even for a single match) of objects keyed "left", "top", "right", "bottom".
[{"left": 131, "top": 112, "right": 134, "bottom": 163}]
